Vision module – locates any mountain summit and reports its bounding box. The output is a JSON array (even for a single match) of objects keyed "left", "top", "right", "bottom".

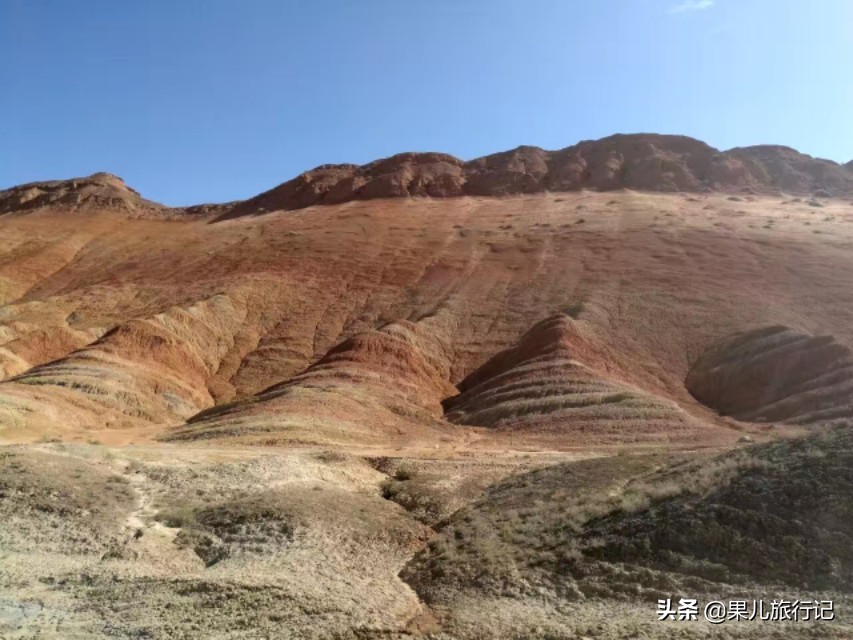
[{"left": 0, "top": 172, "right": 163, "bottom": 215}]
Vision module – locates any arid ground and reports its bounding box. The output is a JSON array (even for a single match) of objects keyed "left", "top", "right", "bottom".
[{"left": 2, "top": 135, "right": 853, "bottom": 638}]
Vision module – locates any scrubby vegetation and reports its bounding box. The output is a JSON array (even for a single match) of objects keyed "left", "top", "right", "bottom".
[
  {"left": 0, "top": 447, "right": 135, "bottom": 554},
  {"left": 584, "top": 426, "right": 853, "bottom": 590},
  {"left": 404, "top": 427, "right": 853, "bottom": 606},
  {"left": 172, "top": 495, "right": 297, "bottom": 566}
]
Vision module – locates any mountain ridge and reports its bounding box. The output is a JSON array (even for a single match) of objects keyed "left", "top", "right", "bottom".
[{"left": 2, "top": 133, "right": 851, "bottom": 219}]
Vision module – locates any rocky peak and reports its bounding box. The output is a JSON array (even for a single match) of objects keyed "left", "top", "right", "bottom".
[{"left": 0, "top": 172, "right": 162, "bottom": 214}]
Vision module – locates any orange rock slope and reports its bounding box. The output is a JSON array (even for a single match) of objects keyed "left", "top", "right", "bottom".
[{"left": 1, "top": 134, "right": 852, "bottom": 448}]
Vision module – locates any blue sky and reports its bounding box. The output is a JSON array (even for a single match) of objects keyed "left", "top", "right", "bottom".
[{"left": 1, "top": 0, "right": 851, "bottom": 205}]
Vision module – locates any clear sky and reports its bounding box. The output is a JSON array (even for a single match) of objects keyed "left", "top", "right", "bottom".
[{"left": 2, "top": 0, "right": 851, "bottom": 205}]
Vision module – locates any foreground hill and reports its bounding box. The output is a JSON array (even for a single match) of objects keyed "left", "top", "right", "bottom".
[
  {"left": 401, "top": 426, "right": 853, "bottom": 637},
  {"left": 3, "top": 427, "right": 851, "bottom": 638}
]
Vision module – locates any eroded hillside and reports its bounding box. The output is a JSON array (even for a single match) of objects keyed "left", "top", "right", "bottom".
[
  {"left": 2, "top": 184, "right": 853, "bottom": 447},
  {"left": 2, "top": 137, "right": 853, "bottom": 638}
]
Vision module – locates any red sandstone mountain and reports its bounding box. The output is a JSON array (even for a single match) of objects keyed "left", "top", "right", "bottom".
[
  {"left": 1, "top": 133, "right": 852, "bottom": 449},
  {"left": 3, "top": 133, "right": 853, "bottom": 638}
]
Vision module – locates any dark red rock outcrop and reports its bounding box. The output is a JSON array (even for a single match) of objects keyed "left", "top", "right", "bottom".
[{"left": 216, "top": 134, "right": 853, "bottom": 218}]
